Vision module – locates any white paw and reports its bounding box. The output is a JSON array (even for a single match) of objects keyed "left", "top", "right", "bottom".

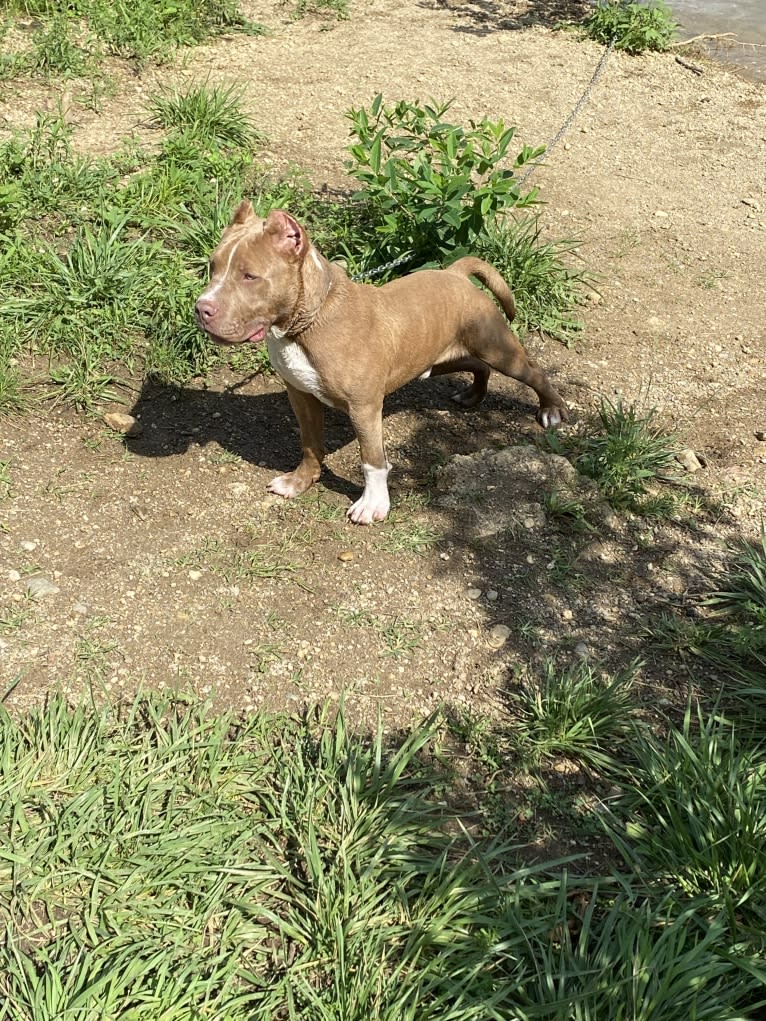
[
  {"left": 347, "top": 494, "right": 390, "bottom": 524},
  {"left": 347, "top": 463, "right": 391, "bottom": 524}
]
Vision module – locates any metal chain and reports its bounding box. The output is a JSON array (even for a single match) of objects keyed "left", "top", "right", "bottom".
[
  {"left": 352, "top": 35, "right": 616, "bottom": 281},
  {"left": 352, "top": 250, "right": 415, "bottom": 282},
  {"left": 516, "top": 35, "right": 616, "bottom": 187}
]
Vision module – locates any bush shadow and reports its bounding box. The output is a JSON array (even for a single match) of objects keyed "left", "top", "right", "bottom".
[{"left": 425, "top": 0, "right": 591, "bottom": 34}]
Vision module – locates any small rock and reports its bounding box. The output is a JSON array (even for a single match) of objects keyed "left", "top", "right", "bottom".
[
  {"left": 675, "top": 448, "right": 703, "bottom": 472},
  {"left": 104, "top": 412, "right": 143, "bottom": 437},
  {"left": 188, "top": 570, "right": 203, "bottom": 581},
  {"left": 486, "top": 589, "right": 499, "bottom": 602},
  {"left": 488, "top": 623, "right": 511, "bottom": 648},
  {"left": 8, "top": 570, "right": 21, "bottom": 582},
  {"left": 755, "top": 431, "right": 765, "bottom": 442},
  {"left": 338, "top": 550, "right": 354, "bottom": 562},
  {"left": 72, "top": 602, "right": 88, "bottom": 615},
  {"left": 654, "top": 210, "right": 669, "bottom": 218},
  {"left": 467, "top": 587, "right": 482, "bottom": 600},
  {"left": 20, "top": 540, "right": 37, "bottom": 552},
  {"left": 573, "top": 641, "right": 590, "bottom": 659},
  {"left": 562, "top": 609, "right": 573, "bottom": 621},
  {"left": 27, "top": 576, "right": 60, "bottom": 599}
]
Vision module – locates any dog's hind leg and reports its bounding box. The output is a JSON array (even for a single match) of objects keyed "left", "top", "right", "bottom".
[
  {"left": 427, "top": 357, "right": 491, "bottom": 408},
  {"left": 470, "top": 317, "right": 567, "bottom": 428}
]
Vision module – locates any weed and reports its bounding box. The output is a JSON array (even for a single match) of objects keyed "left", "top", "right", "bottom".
[
  {"left": 476, "top": 216, "right": 588, "bottom": 343},
  {"left": 581, "top": 0, "right": 678, "bottom": 54},
  {"left": 288, "top": 0, "right": 350, "bottom": 20},
  {"left": 146, "top": 80, "right": 260, "bottom": 148},
  {"left": 544, "top": 489, "right": 594, "bottom": 533},
  {"left": 548, "top": 399, "right": 681, "bottom": 515},
  {"left": 604, "top": 705, "right": 766, "bottom": 941},
  {"left": 507, "top": 659, "right": 639, "bottom": 770}
]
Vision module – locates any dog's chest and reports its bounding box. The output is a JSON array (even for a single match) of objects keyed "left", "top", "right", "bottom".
[{"left": 267, "top": 332, "right": 332, "bottom": 407}]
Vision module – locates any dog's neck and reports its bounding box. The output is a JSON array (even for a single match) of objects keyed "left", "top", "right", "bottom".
[{"left": 282, "top": 246, "right": 336, "bottom": 337}]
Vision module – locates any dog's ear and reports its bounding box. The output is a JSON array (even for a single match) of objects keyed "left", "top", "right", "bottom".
[
  {"left": 231, "top": 199, "right": 255, "bottom": 225},
  {"left": 264, "top": 210, "right": 306, "bottom": 259}
]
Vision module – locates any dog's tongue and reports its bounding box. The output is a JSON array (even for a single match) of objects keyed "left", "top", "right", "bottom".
[{"left": 247, "top": 324, "right": 267, "bottom": 344}]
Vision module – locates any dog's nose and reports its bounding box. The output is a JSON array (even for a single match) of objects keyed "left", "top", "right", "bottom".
[{"left": 195, "top": 297, "right": 218, "bottom": 322}]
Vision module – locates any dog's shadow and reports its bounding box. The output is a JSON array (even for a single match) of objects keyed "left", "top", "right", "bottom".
[{"left": 125, "top": 374, "right": 540, "bottom": 501}]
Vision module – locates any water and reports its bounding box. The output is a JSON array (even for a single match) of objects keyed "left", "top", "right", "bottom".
[{"left": 668, "top": 0, "right": 766, "bottom": 80}]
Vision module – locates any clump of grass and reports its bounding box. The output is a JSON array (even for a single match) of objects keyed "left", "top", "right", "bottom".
[
  {"left": 146, "top": 80, "right": 260, "bottom": 148},
  {"left": 603, "top": 704, "right": 766, "bottom": 943},
  {"left": 507, "top": 659, "right": 639, "bottom": 770},
  {"left": 548, "top": 399, "right": 681, "bottom": 515},
  {"left": 581, "top": 0, "right": 678, "bottom": 54},
  {"left": 476, "top": 216, "right": 588, "bottom": 344},
  {"left": 2, "top": 0, "right": 266, "bottom": 71}
]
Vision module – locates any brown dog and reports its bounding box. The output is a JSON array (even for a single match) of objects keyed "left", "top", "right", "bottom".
[{"left": 195, "top": 203, "right": 567, "bottom": 524}]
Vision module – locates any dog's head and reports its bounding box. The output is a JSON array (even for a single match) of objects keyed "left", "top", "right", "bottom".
[{"left": 195, "top": 203, "right": 322, "bottom": 345}]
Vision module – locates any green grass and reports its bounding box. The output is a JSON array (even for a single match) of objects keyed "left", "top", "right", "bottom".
[
  {"left": 547, "top": 399, "right": 682, "bottom": 516},
  {"left": 603, "top": 705, "right": 766, "bottom": 944},
  {"left": 0, "top": 0, "right": 266, "bottom": 72},
  {"left": 580, "top": 0, "right": 678, "bottom": 54},
  {"left": 506, "top": 659, "right": 639, "bottom": 770},
  {"left": 1, "top": 692, "right": 764, "bottom": 1020}
]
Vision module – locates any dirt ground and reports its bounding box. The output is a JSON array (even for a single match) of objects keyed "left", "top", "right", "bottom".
[{"left": 1, "top": 0, "right": 765, "bottom": 730}]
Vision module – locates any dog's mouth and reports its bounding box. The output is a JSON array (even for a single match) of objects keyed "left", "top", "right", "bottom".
[{"left": 203, "top": 322, "right": 269, "bottom": 346}]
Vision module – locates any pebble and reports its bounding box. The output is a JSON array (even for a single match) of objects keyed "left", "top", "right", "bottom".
[
  {"left": 467, "top": 587, "right": 482, "bottom": 600},
  {"left": 488, "top": 623, "right": 511, "bottom": 648},
  {"left": 103, "top": 412, "right": 143, "bottom": 437},
  {"left": 338, "top": 550, "right": 354, "bottom": 562},
  {"left": 486, "top": 589, "right": 499, "bottom": 602},
  {"left": 562, "top": 609, "right": 573, "bottom": 621},
  {"left": 8, "top": 570, "right": 21, "bottom": 582},
  {"left": 20, "top": 540, "right": 37, "bottom": 552},
  {"left": 188, "top": 570, "right": 203, "bottom": 581},
  {"left": 27, "top": 576, "right": 60, "bottom": 599},
  {"left": 675, "top": 448, "right": 703, "bottom": 472},
  {"left": 756, "top": 431, "right": 765, "bottom": 442},
  {"left": 573, "top": 641, "right": 590, "bottom": 659}
]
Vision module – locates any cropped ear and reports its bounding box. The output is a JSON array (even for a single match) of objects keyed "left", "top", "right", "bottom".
[
  {"left": 264, "top": 209, "right": 306, "bottom": 259},
  {"left": 231, "top": 199, "right": 255, "bottom": 225}
]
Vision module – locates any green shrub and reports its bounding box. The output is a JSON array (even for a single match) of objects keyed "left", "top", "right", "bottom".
[
  {"left": 345, "top": 94, "right": 544, "bottom": 275},
  {"left": 582, "top": 0, "right": 678, "bottom": 54}
]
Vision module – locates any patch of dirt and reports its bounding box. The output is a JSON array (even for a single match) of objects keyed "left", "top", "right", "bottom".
[{"left": 1, "top": 0, "right": 765, "bottom": 735}]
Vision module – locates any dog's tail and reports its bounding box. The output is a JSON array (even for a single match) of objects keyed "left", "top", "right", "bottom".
[{"left": 446, "top": 257, "right": 516, "bottom": 324}]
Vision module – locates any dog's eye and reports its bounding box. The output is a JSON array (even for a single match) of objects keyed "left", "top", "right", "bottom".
[{"left": 243, "top": 272, "right": 259, "bottom": 282}]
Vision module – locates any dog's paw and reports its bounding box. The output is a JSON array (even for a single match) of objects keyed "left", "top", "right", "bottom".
[
  {"left": 537, "top": 404, "right": 568, "bottom": 429},
  {"left": 347, "top": 496, "right": 390, "bottom": 525},
  {"left": 451, "top": 385, "right": 485, "bottom": 409},
  {"left": 267, "top": 473, "right": 309, "bottom": 499}
]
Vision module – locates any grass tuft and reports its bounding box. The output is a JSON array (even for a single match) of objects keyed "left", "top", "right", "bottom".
[{"left": 507, "top": 659, "right": 639, "bottom": 770}]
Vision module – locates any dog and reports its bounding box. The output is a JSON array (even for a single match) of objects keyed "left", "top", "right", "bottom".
[{"left": 195, "top": 203, "right": 568, "bottom": 524}]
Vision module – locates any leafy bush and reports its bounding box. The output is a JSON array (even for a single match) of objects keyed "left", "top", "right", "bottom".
[
  {"left": 582, "top": 0, "right": 678, "bottom": 54},
  {"left": 345, "top": 94, "right": 544, "bottom": 275}
]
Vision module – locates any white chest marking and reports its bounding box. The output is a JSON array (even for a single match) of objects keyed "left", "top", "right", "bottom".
[{"left": 267, "top": 331, "right": 332, "bottom": 406}]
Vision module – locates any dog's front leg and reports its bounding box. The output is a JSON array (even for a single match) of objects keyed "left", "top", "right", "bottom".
[
  {"left": 347, "top": 403, "right": 391, "bottom": 525},
  {"left": 267, "top": 383, "right": 325, "bottom": 499}
]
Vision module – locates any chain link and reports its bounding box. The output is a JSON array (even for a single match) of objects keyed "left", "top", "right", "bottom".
[
  {"left": 516, "top": 36, "right": 616, "bottom": 188},
  {"left": 352, "top": 36, "right": 615, "bottom": 282}
]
